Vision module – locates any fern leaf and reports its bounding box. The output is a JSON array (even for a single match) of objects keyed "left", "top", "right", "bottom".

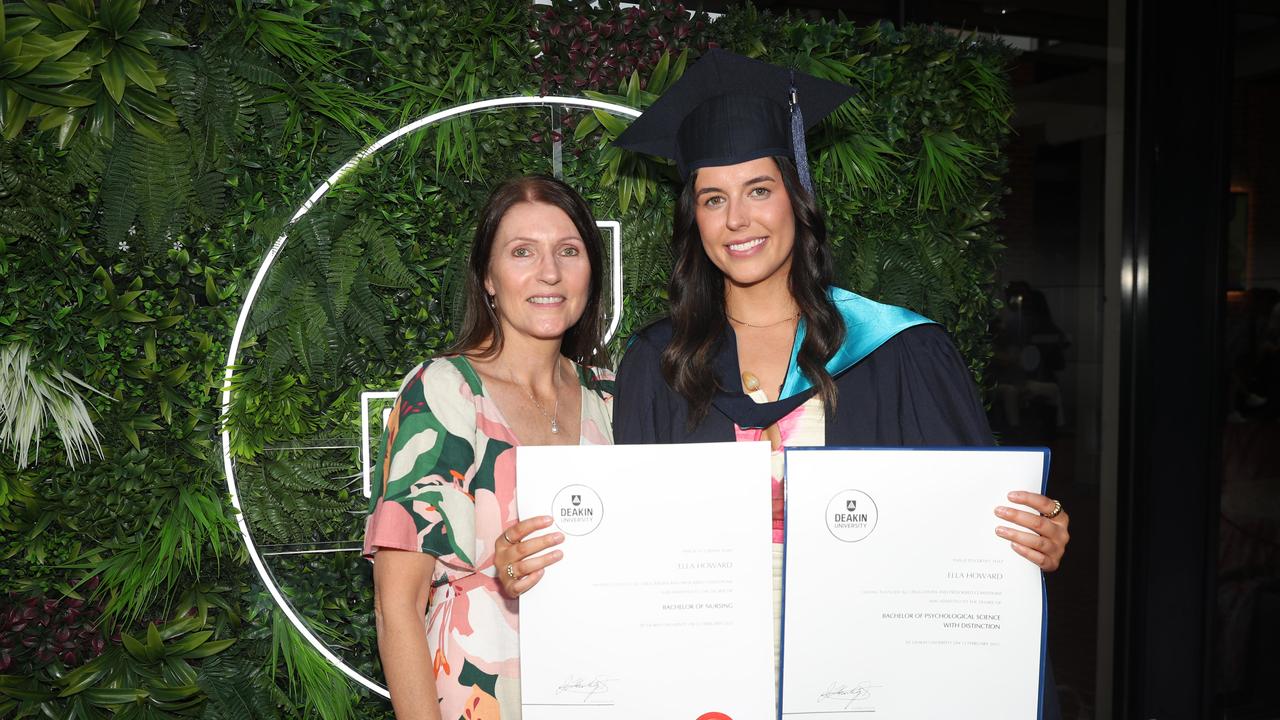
[
  {"left": 262, "top": 454, "right": 352, "bottom": 493},
  {"left": 134, "top": 129, "right": 194, "bottom": 254},
  {"left": 365, "top": 224, "right": 414, "bottom": 289},
  {"left": 191, "top": 169, "right": 228, "bottom": 227},
  {"left": 0, "top": 208, "right": 44, "bottom": 239},
  {"left": 62, "top": 131, "right": 107, "bottom": 185},
  {"left": 164, "top": 46, "right": 257, "bottom": 153},
  {"left": 344, "top": 276, "right": 390, "bottom": 359},
  {"left": 98, "top": 129, "right": 140, "bottom": 248},
  {"left": 327, "top": 220, "right": 364, "bottom": 318}
]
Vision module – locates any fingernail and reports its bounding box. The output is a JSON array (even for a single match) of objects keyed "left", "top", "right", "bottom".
[
  {"left": 551, "top": 550, "right": 563, "bottom": 560},
  {"left": 538, "top": 516, "right": 554, "bottom": 526},
  {"left": 995, "top": 506, "right": 1010, "bottom": 517},
  {"left": 995, "top": 527, "right": 1009, "bottom": 538},
  {"left": 552, "top": 532, "right": 564, "bottom": 543}
]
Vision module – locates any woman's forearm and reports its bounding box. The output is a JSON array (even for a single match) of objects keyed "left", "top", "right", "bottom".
[{"left": 376, "top": 603, "right": 442, "bottom": 720}]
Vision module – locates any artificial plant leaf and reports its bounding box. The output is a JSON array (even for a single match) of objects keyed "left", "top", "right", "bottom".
[
  {"left": 114, "top": 44, "right": 156, "bottom": 93},
  {"left": 145, "top": 622, "right": 164, "bottom": 661},
  {"left": 21, "top": 58, "right": 92, "bottom": 85},
  {"left": 10, "top": 80, "right": 93, "bottom": 106},
  {"left": 181, "top": 638, "right": 235, "bottom": 659},
  {"left": 120, "top": 631, "right": 147, "bottom": 661},
  {"left": 5, "top": 17, "right": 41, "bottom": 38},
  {"left": 47, "top": 3, "right": 90, "bottom": 31},
  {"left": 2, "top": 92, "right": 33, "bottom": 139},
  {"left": 146, "top": 684, "right": 201, "bottom": 704},
  {"left": 99, "top": 51, "right": 125, "bottom": 102},
  {"left": 591, "top": 107, "right": 626, "bottom": 137},
  {"left": 99, "top": 0, "right": 142, "bottom": 36},
  {"left": 647, "top": 50, "right": 670, "bottom": 94},
  {"left": 127, "top": 29, "right": 186, "bottom": 48},
  {"left": 83, "top": 688, "right": 148, "bottom": 705},
  {"left": 55, "top": 653, "right": 112, "bottom": 696},
  {"left": 22, "top": 29, "right": 89, "bottom": 62},
  {"left": 572, "top": 110, "right": 599, "bottom": 141},
  {"left": 122, "top": 85, "right": 177, "bottom": 125}
]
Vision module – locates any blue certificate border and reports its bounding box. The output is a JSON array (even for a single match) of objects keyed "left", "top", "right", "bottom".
[{"left": 777, "top": 445, "right": 1051, "bottom": 720}]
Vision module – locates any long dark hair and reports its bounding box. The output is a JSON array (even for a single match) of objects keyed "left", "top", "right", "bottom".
[
  {"left": 660, "top": 155, "right": 844, "bottom": 425},
  {"left": 450, "top": 175, "right": 609, "bottom": 365}
]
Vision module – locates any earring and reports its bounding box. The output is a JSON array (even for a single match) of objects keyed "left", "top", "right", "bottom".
[{"left": 487, "top": 294, "right": 496, "bottom": 310}]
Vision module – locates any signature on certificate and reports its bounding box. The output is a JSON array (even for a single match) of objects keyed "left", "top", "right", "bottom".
[
  {"left": 555, "top": 675, "right": 616, "bottom": 703},
  {"left": 818, "top": 681, "right": 878, "bottom": 710}
]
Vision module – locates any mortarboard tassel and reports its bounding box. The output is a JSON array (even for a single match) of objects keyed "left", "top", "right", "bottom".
[{"left": 789, "top": 70, "right": 813, "bottom": 194}]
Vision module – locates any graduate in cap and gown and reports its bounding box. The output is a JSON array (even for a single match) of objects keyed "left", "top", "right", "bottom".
[{"left": 610, "top": 49, "right": 1069, "bottom": 716}]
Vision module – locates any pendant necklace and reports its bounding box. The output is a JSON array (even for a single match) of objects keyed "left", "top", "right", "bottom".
[{"left": 511, "top": 362, "right": 561, "bottom": 434}]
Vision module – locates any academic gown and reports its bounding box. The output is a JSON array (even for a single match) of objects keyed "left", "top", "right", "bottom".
[
  {"left": 614, "top": 287, "right": 993, "bottom": 444},
  {"left": 613, "top": 287, "right": 1063, "bottom": 719}
]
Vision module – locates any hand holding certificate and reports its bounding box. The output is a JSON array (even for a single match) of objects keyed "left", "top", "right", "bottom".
[
  {"left": 516, "top": 442, "right": 777, "bottom": 719},
  {"left": 781, "top": 448, "right": 1050, "bottom": 719}
]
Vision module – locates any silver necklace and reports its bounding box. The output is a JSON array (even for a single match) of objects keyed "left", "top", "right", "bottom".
[
  {"left": 510, "top": 362, "right": 561, "bottom": 434},
  {"left": 726, "top": 310, "right": 800, "bottom": 329}
]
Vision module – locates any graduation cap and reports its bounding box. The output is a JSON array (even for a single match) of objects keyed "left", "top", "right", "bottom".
[{"left": 613, "top": 49, "right": 857, "bottom": 191}]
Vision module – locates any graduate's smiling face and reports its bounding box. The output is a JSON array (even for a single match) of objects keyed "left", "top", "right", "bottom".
[
  {"left": 692, "top": 157, "right": 797, "bottom": 290},
  {"left": 484, "top": 201, "right": 591, "bottom": 343}
]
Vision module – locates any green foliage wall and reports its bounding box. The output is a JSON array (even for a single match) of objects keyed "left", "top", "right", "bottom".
[{"left": 0, "top": 1, "right": 1013, "bottom": 718}]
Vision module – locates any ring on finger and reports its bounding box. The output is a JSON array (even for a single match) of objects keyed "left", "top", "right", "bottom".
[
  {"left": 502, "top": 529, "right": 515, "bottom": 544},
  {"left": 505, "top": 563, "right": 517, "bottom": 580},
  {"left": 1042, "top": 499, "right": 1063, "bottom": 519}
]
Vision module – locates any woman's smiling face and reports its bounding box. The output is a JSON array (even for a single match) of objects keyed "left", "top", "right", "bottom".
[
  {"left": 484, "top": 201, "right": 591, "bottom": 343},
  {"left": 692, "top": 156, "right": 797, "bottom": 290}
]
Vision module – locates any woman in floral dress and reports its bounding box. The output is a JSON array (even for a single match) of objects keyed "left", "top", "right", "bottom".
[{"left": 364, "top": 176, "right": 614, "bottom": 720}]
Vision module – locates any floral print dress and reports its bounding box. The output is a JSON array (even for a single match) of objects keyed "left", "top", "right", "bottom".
[
  {"left": 734, "top": 391, "right": 825, "bottom": 674},
  {"left": 363, "top": 356, "right": 615, "bottom": 720}
]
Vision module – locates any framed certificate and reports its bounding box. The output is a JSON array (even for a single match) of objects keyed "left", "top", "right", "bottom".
[{"left": 780, "top": 447, "right": 1049, "bottom": 719}]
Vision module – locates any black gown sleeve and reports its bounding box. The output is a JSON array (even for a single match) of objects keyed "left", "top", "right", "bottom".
[
  {"left": 828, "top": 324, "right": 996, "bottom": 447},
  {"left": 888, "top": 323, "right": 994, "bottom": 446}
]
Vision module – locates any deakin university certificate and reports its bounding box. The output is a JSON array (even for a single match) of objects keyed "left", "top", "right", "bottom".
[
  {"left": 516, "top": 442, "right": 776, "bottom": 719},
  {"left": 780, "top": 447, "right": 1049, "bottom": 719}
]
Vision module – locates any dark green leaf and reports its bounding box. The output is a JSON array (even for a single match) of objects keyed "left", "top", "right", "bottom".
[
  {"left": 592, "top": 107, "right": 627, "bottom": 137},
  {"left": 19, "top": 58, "right": 92, "bottom": 85},
  {"left": 21, "top": 29, "right": 89, "bottom": 62},
  {"left": 99, "top": 0, "right": 141, "bottom": 36},
  {"left": 120, "top": 631, "right": 147, "bottom": 661},
  {"left": 99, "top": 51, "right": 125, "bottom": 102},
  {"left": 84, "top": 688, "right": 147, "bottom": 705},
  {"left": 114, "top": 45, "right": 156, "bottom": 93},
  {"left": 145, "top": 622, "right": 164, "bottom": 661},
  {"left": 10, "top": 80, "right": 94, "bottom": 106},
  {"left": 181, "top": 638, "right": 235, "bottom": 658},
  {"left": 47, "top": 4, "right": 90, "bottom": 31},
  {"left": 128, "top": 29, "right": 186, "bottom": 48}
]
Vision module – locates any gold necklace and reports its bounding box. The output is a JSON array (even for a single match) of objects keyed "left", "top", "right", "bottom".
[
  {"left": 725, "top": 311, "right": 800, "bottom": 329},
  {"left": 509, "top": 362, "right": 561, "bottom": 434}
]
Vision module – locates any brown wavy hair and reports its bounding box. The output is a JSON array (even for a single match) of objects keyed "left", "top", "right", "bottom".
[
  {"left": 659, "top": 156, "right": 844, "bottom": 426},
  {"left": 450, "top": 176, "right": 609, "bottom": 365}
]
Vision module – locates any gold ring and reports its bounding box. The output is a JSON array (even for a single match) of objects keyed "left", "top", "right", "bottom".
[
  {"left": 505, "top": 563, "right": 516, "bottom": 580},
  {"left": 502, "top": 529, "right": 515, "bottom": 544},
  {"left": 1042, "top": 499, "right": 1063, "bottom": 519}
]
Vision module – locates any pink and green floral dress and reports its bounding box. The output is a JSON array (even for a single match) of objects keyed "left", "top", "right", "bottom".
[
  {"left": 363, "top": 356, "right": 615, "bottom": 720},
  {"left": 734, "top": 392, "right": 825, "bottom": 674}
]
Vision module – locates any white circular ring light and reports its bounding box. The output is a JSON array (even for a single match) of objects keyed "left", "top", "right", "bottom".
[{"left": 220, "top": 96, "right": 643, "bottom": 697}]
